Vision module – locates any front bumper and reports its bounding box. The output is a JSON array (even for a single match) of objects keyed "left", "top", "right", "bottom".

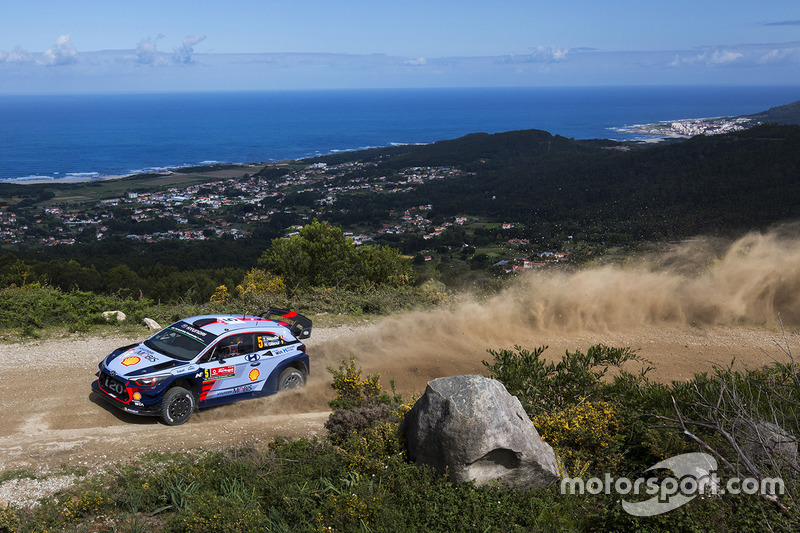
[{"left": 91, "top": 379, "right": 162, "bottom": 417}]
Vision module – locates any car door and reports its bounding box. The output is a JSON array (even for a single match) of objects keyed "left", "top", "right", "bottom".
[{"left": 198, "top": 333, "right": 267, "bottom": 403}]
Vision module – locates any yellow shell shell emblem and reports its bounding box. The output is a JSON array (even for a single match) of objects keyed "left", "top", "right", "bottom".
[{"left": 122, "top": 356, "right": 141, "bottom": 366}]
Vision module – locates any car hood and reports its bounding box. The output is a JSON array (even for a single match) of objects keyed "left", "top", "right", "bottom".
[{"left": 104, "top": 344, "right": 189, "bottom": 378}]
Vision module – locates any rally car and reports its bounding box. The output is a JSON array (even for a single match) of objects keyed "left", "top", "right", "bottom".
[{"left": 91, "top": 309, "right": 312, "bottom": 425}]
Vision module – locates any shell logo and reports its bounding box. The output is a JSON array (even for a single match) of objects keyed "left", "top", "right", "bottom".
[
  {"left": 248, "top": 369, "right": 260, "bottom": 381},
  {"left": 121, "top": 356, "right": 141, "bottom": 366}
]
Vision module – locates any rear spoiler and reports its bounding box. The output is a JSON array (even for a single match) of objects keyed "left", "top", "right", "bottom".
[{"left": 260, "top": 308, "right": 312, "bottom": 340}]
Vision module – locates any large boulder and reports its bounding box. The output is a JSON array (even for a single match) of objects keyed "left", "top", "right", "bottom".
[{"left": 402, "top": 374, "right": 560, "bottom": 489}]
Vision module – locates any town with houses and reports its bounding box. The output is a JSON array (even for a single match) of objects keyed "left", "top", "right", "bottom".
[
  {"left": 0, "top": 160, "right": 572, "bottom": 272},
  {"left": 624, "top": 116, "right": 754, "bottom": 137}
]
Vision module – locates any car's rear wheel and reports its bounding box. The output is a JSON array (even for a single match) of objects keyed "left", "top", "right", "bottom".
[
  {"left": 278, "top": 367, "right": 305, "bottom": 391},
  {"left": 160, "top": 387, "right": 194, "bottom": 425}
]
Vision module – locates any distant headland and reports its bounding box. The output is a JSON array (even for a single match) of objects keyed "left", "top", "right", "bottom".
[{"left": 620, "top": 99, "right": 800, "bottom": 138}]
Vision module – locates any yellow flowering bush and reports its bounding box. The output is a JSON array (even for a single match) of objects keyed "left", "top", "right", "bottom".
[
  {"left": 0, "top": 507, "right": 20, "bottom": 533},
  {"left": 325, "top": 360, "right": 409, "bottom": 476},
  {"left": 418, "top": 278, "right": 449, "bottom": 305},
  {"left": 327, "top": 358, "right": 382, "bottom": 410},
  {"left": 533, "top": 401, "right": 625, "bottom": 475},
  {"left": 314, "top": 490, "right": 382, "bottom": 533},
  {"left": 60, "top": 490, "right": 113, "bottom": 522},
  {"left": 235, "top": 268, "right": 286, "bottom": 299},
  {"left": 209, "top": 284, "right": 228, "bottom": 304}
]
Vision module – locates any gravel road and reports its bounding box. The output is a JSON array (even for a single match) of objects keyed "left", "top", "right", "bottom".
[{"left": 0, "top": 320, "right": 792, "bottom": 507}]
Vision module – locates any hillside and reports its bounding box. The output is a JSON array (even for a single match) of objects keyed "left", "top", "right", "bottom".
[
  {"left": 317, "top": 124, "right": 800, "bottom": 240},
  {"left": 745, "top": 99, "right": 800, "bottom": 125}
]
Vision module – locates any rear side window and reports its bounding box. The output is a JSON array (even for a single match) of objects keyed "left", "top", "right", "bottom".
[{"left": 255, "top": 333, "right": 287, "bottom": 350}]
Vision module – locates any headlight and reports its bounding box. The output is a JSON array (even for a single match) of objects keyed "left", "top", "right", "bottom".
[{"left": 130, "top": 374, "right": 169, "bottom": 388}]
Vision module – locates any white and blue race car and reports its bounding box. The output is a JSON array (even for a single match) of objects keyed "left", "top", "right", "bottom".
[{"left": 91, "top": 309, "right": 312, "bottom": 425}]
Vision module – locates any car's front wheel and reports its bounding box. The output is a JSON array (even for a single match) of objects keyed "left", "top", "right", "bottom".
[
  {"left": 278, "top": 367, "right": 306, "bottom": 391},
  {"left": 160, "top": 387, "right": 194, "bottom": 425}
]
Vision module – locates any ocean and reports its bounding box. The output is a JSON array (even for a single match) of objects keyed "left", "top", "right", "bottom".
[{"left": 1, "top": 86, "right": 798, "bottom": 182}]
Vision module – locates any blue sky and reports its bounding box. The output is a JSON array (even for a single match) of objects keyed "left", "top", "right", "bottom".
[{"left": 1, "top": 0, "right": 800, "bottom": 93}]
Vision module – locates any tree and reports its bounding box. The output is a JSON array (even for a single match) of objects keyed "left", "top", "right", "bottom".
[
  {"left": 103, "top": 264, "right": 144, "bottom": 297},
  {"left": 357, "top": 244, "right": 414, "bottom": 287},
  {"left": 259, "top": 220, "right": 359, "bottom": 290},
  {"left": 258, "top": 220, "right": 414, "bottom": 291}
]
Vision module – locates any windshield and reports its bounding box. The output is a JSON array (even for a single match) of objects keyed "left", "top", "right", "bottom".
[{"left": 144, "top": 327, "right": 208, "bottom": 361}]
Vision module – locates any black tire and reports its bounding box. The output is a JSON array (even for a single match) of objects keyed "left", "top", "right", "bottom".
[
  {"left": 160, "top": 387, "right": 194, "bottom": 425},
  {"left": 278, "top": 367, "right": 306, "bottom": 391}
]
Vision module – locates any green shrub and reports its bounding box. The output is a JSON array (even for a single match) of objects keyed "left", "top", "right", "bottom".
[
  {"left": 0, "top": 283, "right": 157, "bottom": 332},
  {"left": 162, "top": 492, "right": 267, "bottom": 533},
  {"left": 482, "top": 344, "right": 650, "bottom": 417},
  {"left": 324, "top": 402, "right": 396, "bottom": 445},
  {"left": 336, "top": 421, "right": 407, "bottom": 476}
]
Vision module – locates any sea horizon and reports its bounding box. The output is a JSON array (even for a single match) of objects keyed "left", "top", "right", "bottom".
[{"left": 2, "top": 85, "right": 798, "bottom": 184}]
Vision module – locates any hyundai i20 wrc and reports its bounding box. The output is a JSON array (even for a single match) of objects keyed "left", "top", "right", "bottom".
[{"left": 91, "top": 309, "right": 312, "bottom": 425}]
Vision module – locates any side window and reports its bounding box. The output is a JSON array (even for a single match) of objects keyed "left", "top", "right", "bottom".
[{"left": 213, "top": 333, "right": 255, "bottom": 359}]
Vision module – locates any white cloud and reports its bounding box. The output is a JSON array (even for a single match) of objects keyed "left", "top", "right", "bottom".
[
  {"left": 669, "top": 48, "right": 743, "bottom": 67},
  {"left": 537, "top": 45, "right": 569, "bottom": 61},
  {"left": 405, "top": 57, "right": 427, "bottom": 66},
  {"left": 504, "top": 46, "right": 569, "bottom": 64},
  {"left": 757, "top": 45, "right": 800, "bottom": 64},
  {"left": 173, "top": 34, "right": 206, "bottom": 64},
  {"left": 759, "top": 49, "right": 785, "bottom": 63},
  {"left": 762, "top": 20, "right": 800, "bottom": 27},
  {"left": 707, "top": 50, "right": 742, "bottom": 64},
  {"left": 135, "top": 34, "right": 168, "bottom": 65},
  {"left": 0, "top": 46, "right": 36, "bottom": 64},
  {"left": 40, "top": 34, "right": 77, "bottom": 66}
]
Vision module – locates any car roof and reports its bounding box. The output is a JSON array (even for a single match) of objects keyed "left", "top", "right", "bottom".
[{"left": 179, "top": 314, "right": 294, "bottom": 339}]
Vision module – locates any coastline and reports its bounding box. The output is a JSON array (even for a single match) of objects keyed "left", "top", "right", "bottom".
[
  {"left": 2, "top": 87, "right": 795, "bottom": 186},
  {"left": 0, "top": 129, "right": 661, "bottom": 186},
  {"left": 3, "top": 174, "right": 133, "bottom": 186}
]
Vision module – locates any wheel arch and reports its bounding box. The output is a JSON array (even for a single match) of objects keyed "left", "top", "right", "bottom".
[
  {"left": 284, "top": 360, "right": 308, "bottom": 377},
  {"left": 171, "top": 377, "right": 201, "bottom": 401}
]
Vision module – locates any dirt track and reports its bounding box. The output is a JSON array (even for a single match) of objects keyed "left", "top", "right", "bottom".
[{"left": 0, "top": 322, "right": 793, "bottom": 476}]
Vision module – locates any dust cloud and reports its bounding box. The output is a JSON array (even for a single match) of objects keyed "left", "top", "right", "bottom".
[
  {"left": 195, "top": 374, "right": 336, "bottom": 422},
  {"left": 313, "top": 228, "right": 800, "bottom": 395}
]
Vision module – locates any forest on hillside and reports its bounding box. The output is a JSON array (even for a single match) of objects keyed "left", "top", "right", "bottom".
[{"left": 320, "top": 124, "right": 800, "bottom": 240}]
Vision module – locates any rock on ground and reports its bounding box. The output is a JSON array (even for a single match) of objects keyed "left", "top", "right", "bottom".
[{"left": 402, "top": 374, "right": 560, "bottom": 489}]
